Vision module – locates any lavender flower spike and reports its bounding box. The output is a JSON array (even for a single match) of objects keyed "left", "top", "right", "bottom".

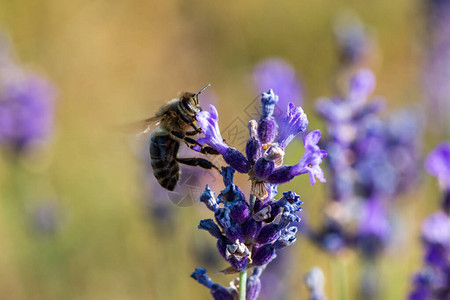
[
  {"left": 268, "top": 130, "right": 327, "bottom": 185},
  {"left": 197, "top": 105, "right": 250, "bottom": 173},
  {"left": 277, "top": 102, "right": 309, "bottom": 149},
  {"left": 425, "top": 142, "right": 450, "bottom": 189},
  {"left": 190, "top": 87, "right": 325, "bottom": 299}
]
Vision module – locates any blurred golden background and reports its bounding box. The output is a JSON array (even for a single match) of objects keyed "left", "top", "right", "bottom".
[{"left": 0, "top": 0, "right": 442, "bottom": 299}]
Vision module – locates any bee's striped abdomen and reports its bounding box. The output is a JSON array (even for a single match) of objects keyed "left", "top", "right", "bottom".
[{"left": 149, "top": 131, "right": 180, "bottom": 191}]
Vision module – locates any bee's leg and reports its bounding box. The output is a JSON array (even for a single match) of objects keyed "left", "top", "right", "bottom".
[
  {"left": 185, "top": 143, "right": 219, "bottom": 155},
  {"left": 185, "top": 128, "right": 201, "bottom": 136},
  {"left": 171, "top": 130, "right": 219, "bottom": 155},
  {"left": 171, "top": 130, "right": 201, "bottom": 146},
  {"left": 175, "top": 157, "right": 220, "bottom": 172}
]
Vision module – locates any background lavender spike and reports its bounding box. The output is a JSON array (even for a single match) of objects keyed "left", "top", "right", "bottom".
[
  {"left": 406, "top": 144, "right": 450, "bottom": 298},
  {"left": 0, "top": 40, "right": 56, "bottom": 155},
  {"left": 304, "top": 267, "right": 328, "bottom": 300},
  {"left": 312, "top": 68, "right": 423, "bottom": 300},
  {"left": 423, "top": 0, "right": 450, "bottom": 138},
  {"left": 333, "top": 11, "right": 377, "bottom": 96}
]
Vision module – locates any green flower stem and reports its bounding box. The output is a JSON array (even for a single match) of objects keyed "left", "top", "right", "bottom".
[
  {"left": 249, "top": 194, "right": 256, "bottom": 214},
  {"left": 331, "top": 256, "right": 348, "bottom": 300},
  {"left": 239, "top": 268, "right": 247, "bottom": 300}
]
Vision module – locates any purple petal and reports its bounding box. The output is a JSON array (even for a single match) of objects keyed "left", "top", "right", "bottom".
[
  {"left": 425, "top": 142, "right": 450, "bottom": 188},
  {"left": 304, "top": 130, "right": 321, "bottom": 147}
]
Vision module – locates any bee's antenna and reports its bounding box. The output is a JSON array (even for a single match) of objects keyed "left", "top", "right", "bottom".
[{"left": 196, "top": 83, "right": 211, "bottom": 97}]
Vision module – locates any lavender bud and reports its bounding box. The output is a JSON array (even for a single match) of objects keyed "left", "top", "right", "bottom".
[
  {"left": 257, "top": 89, "right": 279, "bottom": 144},
  {"left": 219, "top": 183, "right": 245, "bottom": 203},
  {"left": 252, "top": 244, "right": 277, "bottom": 266},
  {"left": 242, "top": 218, "right": 262, "bottom": 242},
  {"left": 224, "top": 222, "right": 245, "bottom": 243},
  {"left": 278, "top": 212, "right": 300, "bottom": 228},
  {"left": 223, "top": 147, "right": 251, "bottom": 174},
  {"left": 220, "top": 166, "right": 236, "bottom": 187},
  {"left": 217, "top": 239, "right": 228, "bottom": 259},
  {"left": 246, "top": 269, "right": 262, "bottom": 300},
  {"left": 229, "top": 200, "right": 250, "bottom": 224},
  {"left": 260, "top": 89, "right": 279, "bottom": 118},
  {"left": 267, "top": 166, "right": 294, "bottom": 184},
  {"left": 273, "top": 227, "right": 298, "bottom": 249},
  {"left": 199, "top": 219, "right": 223, "bottom": 239},
  {"left": 191, "top": 268, "right": 213, "bottom": 288},
  {"left": 200, "top": 185, "right": 218, "bottom": 211},
  {"left": 254, "top": 158, "right": 275, "bottom": 179},
  {"left": 211, "top": 284, "right": 235, "bottom": 300},
  {"left": 258, "top": 117, "right": 278, "bottom": 144},
  {"left": 215, "top": 207, "right": 231, "bottom": 229},
  {"left": 229, "top": 256, "right": 249, "bottom": 271},
  {"left": 281, "top": 191, "right": 301, "bottom": 204},
  {"left": 256, "top": 223, "right": 281, "bottom": 245}
]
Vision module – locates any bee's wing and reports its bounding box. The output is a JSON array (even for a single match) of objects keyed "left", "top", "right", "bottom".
[{"left": 118, "top": 115, "right": 163, "bottom": 136}]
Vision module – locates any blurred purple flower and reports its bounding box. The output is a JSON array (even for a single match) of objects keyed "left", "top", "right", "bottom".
[
  {"left": 423, "top": 0, "right": 450, "bottom": 137},
  {"left": 409, "top": 211, "right": 450, "bottom": 299},
  {"left": 425, "top": 142, "right": 450, "bottom": 189},
  {"left": 304, "top": 267, "right": 328, "bottom": 300},
  {"left": 0, "top": 57, "right": 56, "bottom": 153},
  {"left": 252, "top": 58, "right": 303, "bottom": 118},
  {"left": 334, "top": 12, "right": 373, "bottom": 67},
  {"left": 421, "top": 211, "right": 450, "bottom": 268},
  {"left": 356, "top": 198, "right": 390, "bottom": 258}
]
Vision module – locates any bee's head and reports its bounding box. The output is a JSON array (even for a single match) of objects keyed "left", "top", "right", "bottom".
[
  {"left": 180, "top": 92, "right": 201, "bottom": 117},
  {"left": 180, "top": 84, "right": 211, "bottom": 116}
]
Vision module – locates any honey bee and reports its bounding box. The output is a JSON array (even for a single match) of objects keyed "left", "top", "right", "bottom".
[{"left": 131, "top": 84, "right": 220, "bottom": 191}]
